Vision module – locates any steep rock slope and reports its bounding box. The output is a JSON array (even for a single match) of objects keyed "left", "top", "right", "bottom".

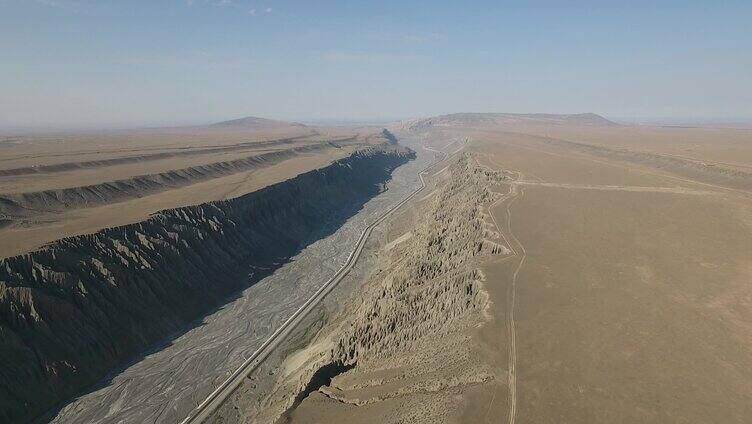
[
  {"left": 251, "top": 154, "right": 512, "bottom": 423},
  {"left": 0, "top": 143, "right": 358, "bottom": 220},
  {"left": 0, "top": 144, "right": 413, "bottom": 423},
  {"left": 0, "top": 134, "right": 322, "bottom": 178}
]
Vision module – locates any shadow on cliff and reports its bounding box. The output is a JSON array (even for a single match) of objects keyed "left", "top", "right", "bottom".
[
  {"left": 38, "top": 208, "right": 361, "bottom": 423},
  {"left": 0, "top": 146, "right": 414, "bottom": 424}
]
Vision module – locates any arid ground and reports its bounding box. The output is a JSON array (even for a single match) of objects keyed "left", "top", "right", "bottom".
[
  {"left": 2, "top": 113, "right": 751, "bottom": 424},
  {"left": 240, "top": 114, "right": 752, "bottom": 423}
]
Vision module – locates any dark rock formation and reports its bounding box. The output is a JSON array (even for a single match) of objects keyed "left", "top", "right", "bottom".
[
  {"left": 381, "top": 129, "right": 398, "bottom": 144},
  {"left": 0, "top": 144, "right": 413, "bottom": 423}
]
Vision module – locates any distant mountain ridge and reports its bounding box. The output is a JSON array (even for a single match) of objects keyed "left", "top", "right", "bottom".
[
  {"left": 211, "top": 116, "right": 306, "bottom": 128},
  {"left": 408, "top": 112, "right": 619, "bottom": 129}
]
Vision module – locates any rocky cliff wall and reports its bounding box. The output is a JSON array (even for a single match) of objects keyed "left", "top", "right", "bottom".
[
  {"left": 250, "top": 153, "right": 512, "bottom": 423},
  {"left": 0, "top": 143, "right": 356, "bottom": 219},
  {"left": 0, "top": 144, "right": 413, "bottom": 423}
]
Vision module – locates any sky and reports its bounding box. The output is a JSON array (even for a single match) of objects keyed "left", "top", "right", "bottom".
[{"left": 1, "top": 0, "right": 751, "bottom": 128}]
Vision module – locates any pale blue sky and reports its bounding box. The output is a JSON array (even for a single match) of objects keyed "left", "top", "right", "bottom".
[{"left": 1, "top": 0, "right": 751, "bottom": 128}]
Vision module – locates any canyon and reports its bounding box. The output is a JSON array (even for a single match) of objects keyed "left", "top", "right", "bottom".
[
  {"left": 0, "top": 134, "right": 413, "bottom": 422},
  {"left": 2, "top": 114, "right": 751, "bottom": 424}
]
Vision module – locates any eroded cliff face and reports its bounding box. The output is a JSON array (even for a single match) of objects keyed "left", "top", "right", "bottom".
[
  {"left": 0, "top": 143, "right": 355, "bottom": 220},
  {"left": 252, "top": 154, "right": 513, "bottom": 424},
  {"left": 0, "top": 144, "right": 413, "bottom": 423}
]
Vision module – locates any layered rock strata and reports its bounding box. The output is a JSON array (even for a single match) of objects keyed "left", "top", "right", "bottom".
[
  {"left": 0, "top": 144, "right": 413, "bottom": 423},
  {"left": 0, "top": 142, "right": 359, "bottom": 220}
]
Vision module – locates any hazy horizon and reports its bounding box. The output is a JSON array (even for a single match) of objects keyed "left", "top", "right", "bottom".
[
  {"left": 4, "top": 113, "right": 752, "bottom": 134},
  {"left": 2, "top": 0, "right": 751, "bottom": 129}
]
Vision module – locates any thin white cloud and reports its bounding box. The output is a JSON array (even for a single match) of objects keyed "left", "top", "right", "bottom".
[
  {"left": 35, "top": 0, "right": 60, "bottom": 7},
  {"left": 403, "top": 33, "right": 444, "bottom": 43},
  {"left": 118, "top": 49, "right": 260, "bottom": 71},
  {"left": 191, "top": 0, "right": 241, "bottom": 8},
  {"left": 184, "top": 0, "right": 269, "bottom": 15},
  {"left": 322, "top": 50, "right": 423, "bottom": 64}
]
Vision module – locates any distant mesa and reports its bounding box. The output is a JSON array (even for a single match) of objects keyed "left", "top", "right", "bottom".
[
  {"left": 409, "top": 112, "right": 619, "bottom": 129},
  {"left": 210, "top": 116, "right": 306, "bottom": 129},
  {"left": 549, "top": 112, "right": 619, "bottom": 126}
]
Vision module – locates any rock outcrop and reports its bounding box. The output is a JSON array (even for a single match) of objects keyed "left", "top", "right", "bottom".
[
  {"left": 251, "top": 153, "right": 512, "bottom": 423},
  {"left": 0, "top": 134, "right": 321, "bottom": 178},
  {"left": 0, "top": 142, "right": 358, "bottom": 220},
  {"left": 0, "top": 144, "right": 413, "bottom": 423}
]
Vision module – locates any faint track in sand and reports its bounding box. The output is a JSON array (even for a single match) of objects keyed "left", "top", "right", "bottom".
[
  {"left": 475, "top": 137, "right": 745, "bottom": 424},
  {"left": 491, "top": 136, "right": 752, "bottom": 198},
  {"left": 475, "top": 153, "right": 526, "bottom": 424},
  {"left": 514, "top": 181, "right": 719, "bottom": 195},
  {"left": 504, "top": 185, "right": 526, "bottom": 424},
  {"left": 477, "top": 149, "right": 712, "bottom": 424}
]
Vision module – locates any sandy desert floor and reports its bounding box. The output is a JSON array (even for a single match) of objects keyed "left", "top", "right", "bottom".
[{"left": 471, "top": 132, "right": 752, "bottom": 423}]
